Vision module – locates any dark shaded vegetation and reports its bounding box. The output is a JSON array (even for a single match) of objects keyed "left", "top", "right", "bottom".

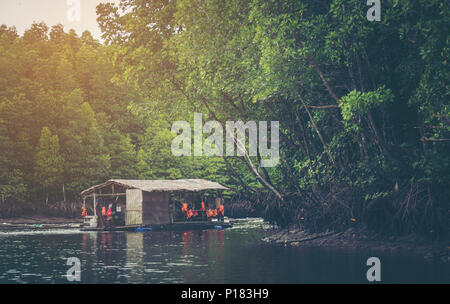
[{"left": 0, "top": 199, "right": 82, "bottom": 218}]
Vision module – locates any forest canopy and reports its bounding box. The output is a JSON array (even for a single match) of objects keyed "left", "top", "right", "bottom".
[{"left": 0, "top": 0, "right": 448, "bottom": 236}]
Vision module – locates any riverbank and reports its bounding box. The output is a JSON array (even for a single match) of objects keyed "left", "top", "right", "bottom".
[
  {"left": 0, "top": 216, "right": 81, "bottom": 224},
  {"left": 0, "top": 200, "right": 83, "bottom": 219},
  {"left": 0, "top": 216, "right": 82, "bottom": 231},
  {"left": 262, "top": 227, "right": 449, "bottom": 263}
]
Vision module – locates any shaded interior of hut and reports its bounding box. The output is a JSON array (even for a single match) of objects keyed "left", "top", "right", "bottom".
[
  {"left": 169, "top": 192, "right": 225, "bottom": 223},
  {"left": 90, "top": 191, "right": 225, "bottom": 228}
]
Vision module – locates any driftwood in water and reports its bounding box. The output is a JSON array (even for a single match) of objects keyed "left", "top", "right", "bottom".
[{"left": 262, "top": 230, "right": 339, "bottom": 245}]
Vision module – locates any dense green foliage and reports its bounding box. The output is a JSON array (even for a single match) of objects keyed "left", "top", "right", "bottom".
[
  {"left": 0, "top": 22, "right": 231, "bottom": 205},
  {"left": 1, "top": 0, "right": 449, "bottom": 236}
]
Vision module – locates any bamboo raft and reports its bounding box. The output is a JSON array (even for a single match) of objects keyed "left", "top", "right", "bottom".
[
  {"left": 80, "top": 179, "right": 232, "bottom": 233},
  {"left": 80, "top": 220, "right": 232, "bottom": 232}
]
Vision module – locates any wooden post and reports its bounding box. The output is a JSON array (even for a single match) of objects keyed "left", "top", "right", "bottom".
[{"left": 93, "top": 192, "right": 97, "bottom": 217}]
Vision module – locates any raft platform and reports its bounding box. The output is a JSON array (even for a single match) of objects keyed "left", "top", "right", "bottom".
[{"left": 80, "top": 221, "right": 232, "bottom": 232}]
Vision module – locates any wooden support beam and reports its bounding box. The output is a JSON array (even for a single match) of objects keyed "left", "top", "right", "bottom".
[
  {"left": 84, "top": 193, "right": 126, "bottom": 198},
  {"left": 93, "top": 193, "right": 96, "bottom": 217}
]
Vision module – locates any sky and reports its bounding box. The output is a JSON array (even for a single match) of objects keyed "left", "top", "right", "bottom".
[{"left": 0, "top": 0, "right": 120, "bottom": 41}]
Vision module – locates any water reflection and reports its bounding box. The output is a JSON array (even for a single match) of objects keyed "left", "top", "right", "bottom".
[{"left": 0, "top": 219, "right": 448, "bottom": 283}]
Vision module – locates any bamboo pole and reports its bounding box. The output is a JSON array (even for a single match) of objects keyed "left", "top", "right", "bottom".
[
  {"left": 93, "top": 192, "right": 96, "bottom": 217},
  {"left": 84, "top": 193, "right": 126, "bottom": 198}
]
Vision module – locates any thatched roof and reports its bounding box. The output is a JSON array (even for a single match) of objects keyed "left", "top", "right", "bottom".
[{"left": 81, "top": 179, "right": 229, "bottom": 197}]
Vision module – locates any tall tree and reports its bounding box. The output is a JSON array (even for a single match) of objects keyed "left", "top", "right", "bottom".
[{"left": 34, "top": 127, "right": 64, "bottom": 204}]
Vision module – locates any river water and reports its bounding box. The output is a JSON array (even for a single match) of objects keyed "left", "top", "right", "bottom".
[{"left": 0, "top": 218, "right": 448, "bottom": 284}]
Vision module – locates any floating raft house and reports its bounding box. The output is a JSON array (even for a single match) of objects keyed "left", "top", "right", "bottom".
[{"left": 80, "top": 179, "right": 231, "bottom": 231}]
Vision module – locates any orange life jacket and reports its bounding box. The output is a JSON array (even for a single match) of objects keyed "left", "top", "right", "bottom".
[
  {"left": 101, "top": 206, "right": 107, "bottom": 216},
  {"left": 181, "top": 203, "right": 188, "bottom": 213},
  {"left": 187, "top": 209, "right": 194, "bottom": 219},
  {"left": 212, "top": 209, "right": 218, "bottom": 217},
  {"left": 81, "top": 207, "right": 87, "bottom": 217},
  {"left": 201, "top": 202, "right": 206, "bottom": 211},
  {"left": 106, "top": 208, "right": 112, "bottom": 219},
  {"left": 218, "top": 205, "right": 224, "bottom": 216}
]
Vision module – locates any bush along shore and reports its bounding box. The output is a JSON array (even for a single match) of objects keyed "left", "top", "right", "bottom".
[
  {"left": 0, "top": 199, "right": 85, "bottom": 218},
  {"left": 262, "top": 225, "right": 449, "bottom": 263},
  {"left": 0, "top": 200, "right": 83, "bottom": 230}
]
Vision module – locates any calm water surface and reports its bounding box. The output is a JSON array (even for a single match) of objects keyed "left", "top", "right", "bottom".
[{"left": 0, "top": 218, "right": 448, "bottom": 283}]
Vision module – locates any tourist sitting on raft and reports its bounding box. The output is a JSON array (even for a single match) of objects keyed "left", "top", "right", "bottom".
[
  {"left": 86, "top": 200, "right": 124, "bottom": 228},
  {"left": 180, "top": 201, "right": 225, "bottom": 222}
]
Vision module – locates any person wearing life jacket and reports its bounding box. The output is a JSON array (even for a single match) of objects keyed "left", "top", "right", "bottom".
[
  {"left": 95, "top": 201, "right": 103, "bottom": 227},
  {"left": 81, "top": 207, "right": 87, "bottom": 217},
  {"left": 181, "top": 203, "right": 188, "bottom": 213},
  {"left": 107, "top": 208, "right": 113, "bottom": 219},
  {"left": 201, "top": 201, "right": 206, "bottom": 220},
  {"left": 181, "top": 203, "right": 188, "bottom": 220},
  {"left": 218, "top": 205, "right": 224, "bottom": 221},
  {"left": 106, "top": 207, "right": 113, "bottom": 221},
  {"left": 187, "top": 209, "right": 194, "bottom": 220},
  {"left": 101, "top": 205, "right": 107, "bottom": 227},
  {"left": 207, "top": 209, "right": 217, "bottom": 219}
]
